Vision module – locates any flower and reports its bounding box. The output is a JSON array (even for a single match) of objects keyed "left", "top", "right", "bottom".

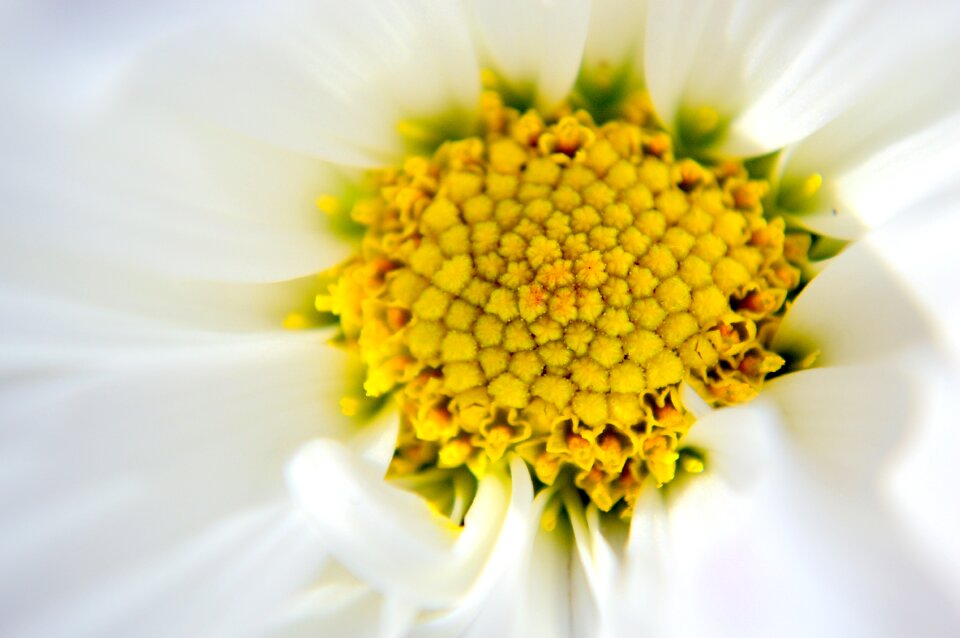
[{"left": 2, "top": 1, "right": 960, "bottom": 637}]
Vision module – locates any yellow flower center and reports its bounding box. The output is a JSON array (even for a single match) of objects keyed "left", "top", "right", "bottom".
[{"left": 312, "top": 91, "right": 807, "bottom": 518}]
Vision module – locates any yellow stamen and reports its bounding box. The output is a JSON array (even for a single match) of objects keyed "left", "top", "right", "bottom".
[{"left": 316, "top": 89, "right": 807, "bottom": 518}]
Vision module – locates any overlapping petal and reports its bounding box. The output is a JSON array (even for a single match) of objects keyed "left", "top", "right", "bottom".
[{"left": 2, "top": 0, "right": 960, "bottom": 636}]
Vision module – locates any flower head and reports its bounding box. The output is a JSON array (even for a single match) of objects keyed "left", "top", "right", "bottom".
[{"left": 3, "top": 1, "right": 960, "bottom": 637}]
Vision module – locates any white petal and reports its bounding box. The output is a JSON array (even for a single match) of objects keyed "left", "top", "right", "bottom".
[
  {"left": 411, "top": 459, "right": 562, "bottom": 638},
  {"left": 611, "top": 486, "right": 672, "bottom": 638},
  {"left": 273, "top": 581, "right": 382, "bottom": 638},
  {"left": 519, "top": 520, "right": 574, "bottom": 638},
  {"left": 763, "top": 365, "right": 919, "bottom": 488},
  {"left": 287, "top": 440, "right": 515, "bottom": 608},
  {"left": 773, "top": 241, "right": 938, "bottom": 367},
  {"left": 566, "top": 496, "right": 639, "bottom": 638},
  {"left": 778, "top": 47, "right": 960, "bottom": 238},
  {"left": 682, "top": 400, "right": 785, "bottom": 490},
  {"left": 271, "top": 558, "right": 435, "bottom": 638},
  {"left": 886, "top": 360, "right": 960, "bottom": 611},
  {"left": 582, "top": 0, "right": 649, "bottom": 73},
  {"left": 0, "top": 1, "right": 223, "bottom": 113},
  {"left": 465, "top": 0, "right": 591, "bottom": 108},
  {"left": 669, "top": 464, "right": 959, "bottom": 637},
  {"left": 1, "top": 104, "right": 354, "bottom": 288},
  {"left": 133, "top": 0, "right": 480, "bottom": 167},
  {"left": 569, "top": 541, "right": 601, "bottom": 638},
  {"left": 0, "top": 336, "right": 351, "bottom": 637},
  {"left": 645, "top": 0, "right": 839, "bottom": 139},
  {"left": 663, "top": 385, "right": 960, "bottom": 636},
  {"left": 859, "top": 189, "right": 960, "bottom": 356},
  {"left": 645, "top": 0, "right": 960, "bottom": 155},
  {"left": 565, "top": 500, "right": 610, "bottom": 638},
  {"left": 3, "top": 504, "right": 333, "bottom": 638}
]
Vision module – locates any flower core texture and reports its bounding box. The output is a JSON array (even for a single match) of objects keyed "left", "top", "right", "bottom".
[{"left": 317, "top": 91, "right": 807, "bottom": 517}]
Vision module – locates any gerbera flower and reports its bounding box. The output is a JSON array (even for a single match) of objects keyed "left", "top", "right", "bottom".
[{"left": 2, "top": 1, "right": 959, "bottom": 637}]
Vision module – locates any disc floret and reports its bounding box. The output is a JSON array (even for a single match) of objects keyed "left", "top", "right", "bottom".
[{"left": 317, "top": 91, "right": 802, "bottom": 517}]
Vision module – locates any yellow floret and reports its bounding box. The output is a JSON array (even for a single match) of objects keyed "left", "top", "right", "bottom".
[
  {"left": 485, "top": 288, "right": 519, "bottom": 321},
  {"left": 509, "top": 351, "right": 544, "bottom": 382},
  {"left": 489, "top": 138, "right": 528, "bottom": 174},
  {"left": 645, "top": 350, "right": 684, "bottom": 388},
  {"left": 678, "top": 255, "right": 713, "bottom": 289},
  {"left": 445, "top": 299, "right": 479, "bottom": 331},
  {"left": 474, "top": 314, "right": 504, "bottom": 347},
  {"left": 489, "top": 372, "right": 530, "bottom": 408},
  {"left": 589, "top": 335, "right": 624, "bottom": 368},
  {"left": 630, "top": 298, "right": 666, "bottom": 330},
  {"left": 409, "top": 242, "right": 445, "bottom": 277},
  {"left": 503, "top": 320, "right": 535, "bottom": 352},
  {"left": 609, "top": 361, "right": 646, "bottom": 393},
  {"left": 690, "top": 286, "right": 728, "bottom": 325},
  {"left": 623, "top": 329, "right": 663, "bottom": 363},
  {"left": 654, "top": 277, "right": 692, "bottom": 313},
  {"left": 526, "top": 235, "right": 562, "bottom": 268},
  {"left": 551, "top": 185, "right": 582, "bottom": 212},
  {"left": 421, "top": 198, "right": 460, "bottom": 233},
  {"left": 432, "top": 255, "right": 474, "bottom": 294},
  {"left": 524, "top": 157, "right": 561, "bottom": 185},
  {"left": 439, "top": 224, "right": 471, "bottom": 256},
  {"left": 471, "top": 221, "right": 501, "bottom": 252},
  {"left": 658, "top": 312, "right": 699, "bottom": 348},
  {"left": 574, "top": 251, "right": 608, "bottom": 288},
  {"left": 712, "top": 257, "right": 751, "bottom": 294},
  {"left": 444, "top": 361, "right": 485, "bottom": 393},
  {"left": 532, "top": 375, "right": 576, "bottom": 409},
  {"left": 570, "top": 358, "right": 610, "bottom": 392},
  {"left": 388, "top": 270, "right": 429, "bottom": 306},
  {"left": 413, "top": 286, "right": 451, "bottom": 320},
  {"left": 446, "top": 171, "right": 484, "bottom": 203},
  {"left": 604, "top": 160, "right": 638, "bottom": 190},
  {"left": 538, "top": 341, "right": 573, "bottom": 367},
  {"left": 442, "top": 331, "right": 478, "bottom": 362},
  {"left": 596, "top": 308, "right": 633, "bottom": 337},
  {"left": 406, "top": 320, "right": 444, "bottom": 360},
  {"left": 572, "top": 392, "right": 609, "bottom": 427},
  {"left": 324, "top": 90, "right": 806, "bottom": 519},
  {"left": 478, "top": 347, "right": 510, "bottom": 378}
]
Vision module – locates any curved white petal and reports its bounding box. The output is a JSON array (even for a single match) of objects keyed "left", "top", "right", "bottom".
[
  {"left": 682, "top": 400, "right": 785, "bottom": 490},
  {"left": 0, "top": 1, "right": 226, "bottom": 113},
  {"left": 886, "top": 359, "right": 960, "bottom": 611},
  {"left": 519, "top": 520, "right": 574, "bottom": 638},
  {"left": 465, "top": 0, "right": 591, "bottom": 108},
  {"left": 410, "top": 459, "right": 565, "bottom": 638},
  {"left": 0, "top": 336, "right": 351, "bottom": 637},
  {"left": 569, "top": 401, "right": 784, "bottom": 638},
  {"left": 569, "top": 487, "right": 681, "bottom": 638},
  {"left": 669, "top": 465, "right": 960, "bottom": 637},
  {"left": 859, "top": 189, "right": 960, "bottom": 356},
  {"left": 625, "top": 396, "right": 960, "bottom": 637},
  {"left": 763, "top": 365, "right": 920, "bottom": 488},
  {"left": 645, "top": 0, "right": 960, "bottom": 156},
  {"left": 287, "top": 440, "right": 516, "bottom": 608},
  {"left": 778, "top": 43, "right": 960, "bottom": 238},
  {"left": 566, "top": 497, "right": 619, "bottom": 638},
  {"left": 0, "top": 103, "right": 354, "bottom": 288},
  {"left": 3, "top": 504, "right": 333, "bottom": 638},
  {"left": 270, "top": 569, "right": 383, "bottom": 638},
  {"left": 570, "top": 541, "right": 601, "bottom": 638},
  {"left": 774, "top": 241, "right": 938, "bottom": 367},
  {"left": 582, "top": 0, "right": 648, "bottom": 73},
  {"left": 133, "top": 0, "right": 480, "bottom": 167}
]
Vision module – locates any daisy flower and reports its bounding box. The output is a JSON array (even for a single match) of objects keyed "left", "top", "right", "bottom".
[{"left": 2, "top": 1, "right": 960, "bottom": 637}]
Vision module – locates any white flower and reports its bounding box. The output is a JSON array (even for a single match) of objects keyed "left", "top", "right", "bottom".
[{"left": 2, "top": 1, "right": 960, "bottom": 637}]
